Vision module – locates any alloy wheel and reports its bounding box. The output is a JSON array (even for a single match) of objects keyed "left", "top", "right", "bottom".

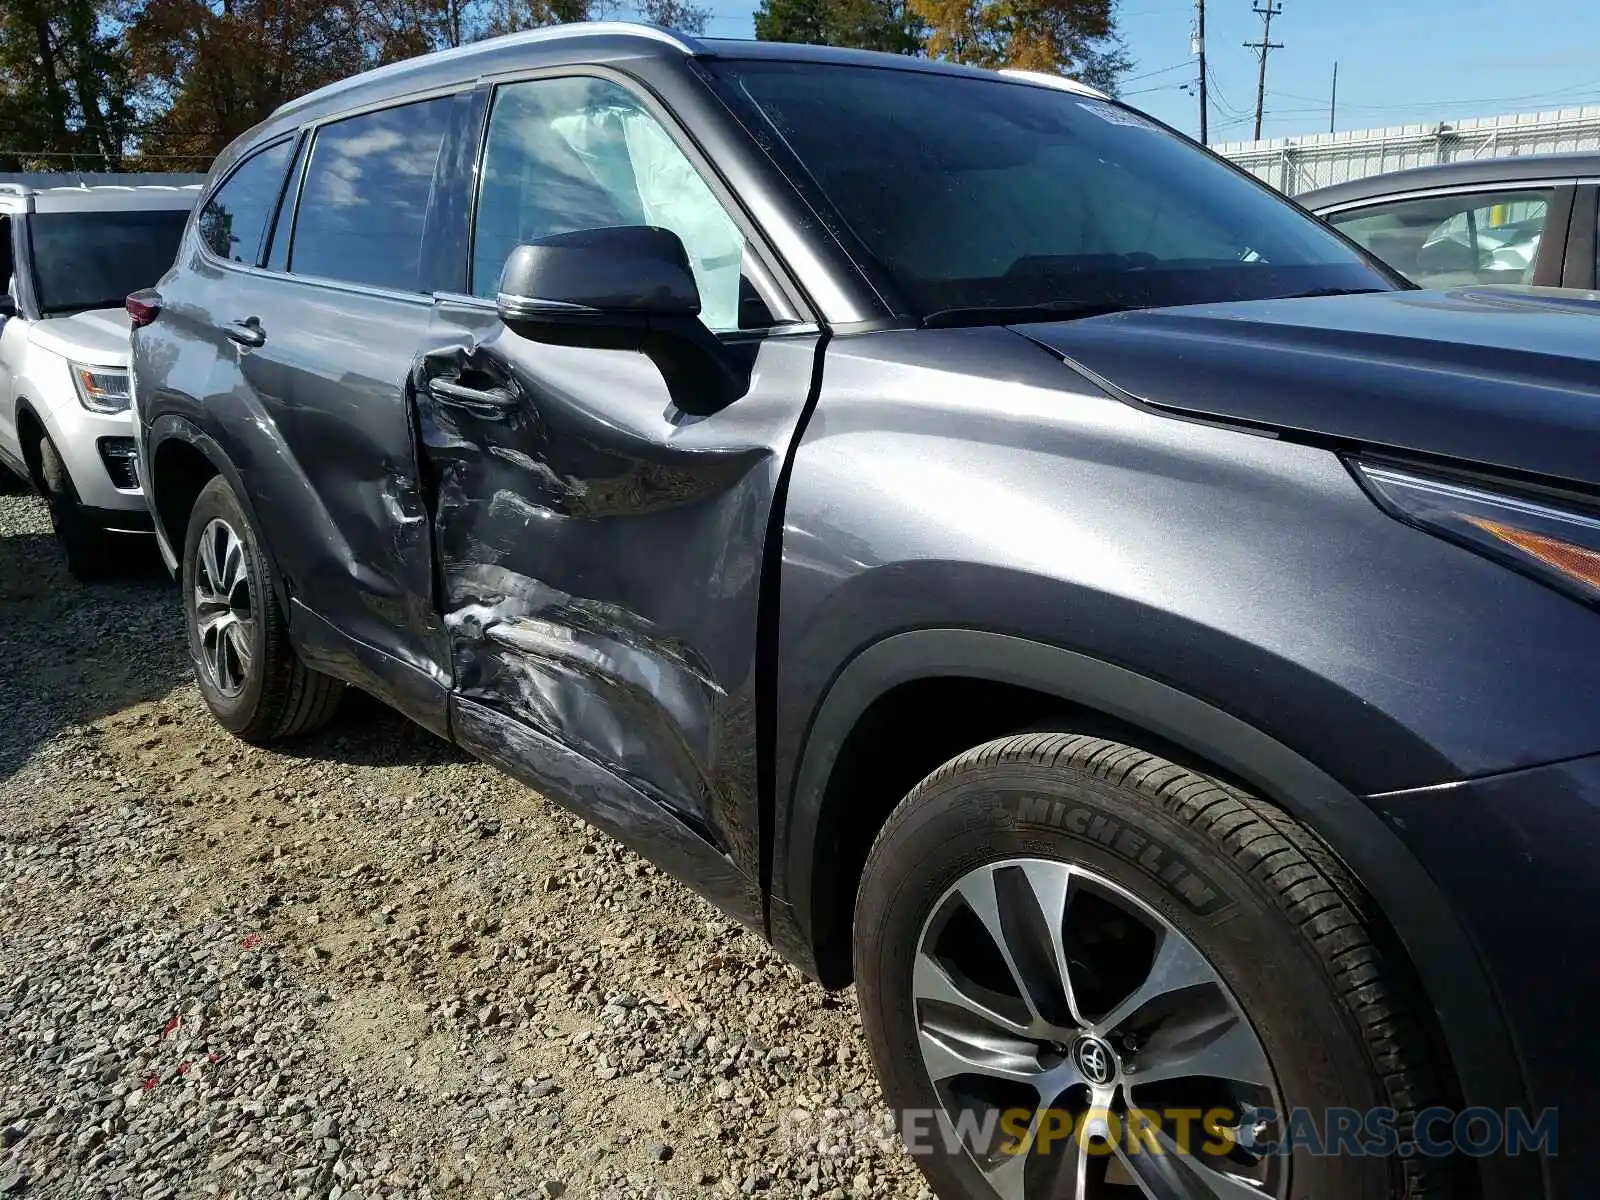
[
  {"left": 193, "top": 517, "right": 255, "bottom": 697},
  {"left": 914, "top": 858, "right": 1285, "bottom": 1199}
]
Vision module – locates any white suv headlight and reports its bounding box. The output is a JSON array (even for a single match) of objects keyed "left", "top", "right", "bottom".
[{"left": 69, "top": 362, "right": 131, "bottom": 414}]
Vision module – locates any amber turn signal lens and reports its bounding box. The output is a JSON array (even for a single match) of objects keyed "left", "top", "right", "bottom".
[
  {"left": 1353, "top": 460, "right": 1600, "bottom": 608},
  {"left": 1466, "top": 518, "right": 1600, "bottom": 593}
]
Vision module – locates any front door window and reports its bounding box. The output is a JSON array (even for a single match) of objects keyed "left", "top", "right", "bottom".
[{"left": 471, "top": 76, "right": 761, "bottom": 333}]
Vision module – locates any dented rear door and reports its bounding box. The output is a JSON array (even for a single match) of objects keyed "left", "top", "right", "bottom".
[{"left": 418, "top": 302, "right": 819, "bottom": 875}]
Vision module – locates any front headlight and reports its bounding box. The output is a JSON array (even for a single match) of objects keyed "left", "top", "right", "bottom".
[
  {"left": 69, "top": 362, "right": 131, "bottom": 414},
  {"left": 1354, "top": 459, "right": 1600, "bottom": 606}
]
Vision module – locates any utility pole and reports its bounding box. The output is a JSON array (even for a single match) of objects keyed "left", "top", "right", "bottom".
[
  {"left": 1193, "top": 0, "right": 1208, "bottom": 144},
  {"left": 1329, "top": 60, "right": 1338, "bottom": 133},
  {"left": 1245, "top": 1, "right": 1283, "bottom": 141}
]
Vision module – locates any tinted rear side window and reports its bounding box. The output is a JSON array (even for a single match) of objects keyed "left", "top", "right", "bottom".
[
  {"left": 199, "top": 139, "right": 293, "bottom": 265},
  {"left": 289, "top": 99, "right": 452, "bottom": 292}
]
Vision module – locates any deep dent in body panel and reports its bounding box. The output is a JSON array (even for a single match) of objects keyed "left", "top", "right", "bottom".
[{"left": 419, "top": 341, "right": 757, "bottom": 851}]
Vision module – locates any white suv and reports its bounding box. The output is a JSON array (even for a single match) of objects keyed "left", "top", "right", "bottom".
[{"left": 0, "top": 175, "right": 200, "bottom": 578}]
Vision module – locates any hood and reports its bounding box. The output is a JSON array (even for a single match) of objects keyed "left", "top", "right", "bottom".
[
  {"left": 1016, "top": 286, "right": 1600, "bottom": 489},
  {"left": 28, "top": 308, "right": 133, "bottom": 367}
]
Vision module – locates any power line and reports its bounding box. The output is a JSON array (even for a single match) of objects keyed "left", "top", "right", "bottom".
[
  {"left": 1244, "top": 0, "right": 1283, "bottom": 141},
  {"left": 1122, "top": 60, "right": 1193, "bottom": 84},
  {"left": 1122, "top": 81, "right": 1192, "bottom": 98},
  {"left": 1207, "top": 64, "right": 1246, "bottom": 119}
]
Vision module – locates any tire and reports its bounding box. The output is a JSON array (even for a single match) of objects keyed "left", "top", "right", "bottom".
[
  {"left": 36, "top": 431, "right": 117, "bottom": 581},
  {"left": 181, "top": 475, "right": 342, "bottom": 743},
  {"left": 854, "top": 733, "right": 1461, "bottom": 1200}
]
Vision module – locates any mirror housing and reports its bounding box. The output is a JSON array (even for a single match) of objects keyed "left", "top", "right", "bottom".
[
  {"left": 495, "top": 227, "right": 748, "bottom": 417},
  {"left": 496, "top": 225, "right": 701, "bottom": 323}
]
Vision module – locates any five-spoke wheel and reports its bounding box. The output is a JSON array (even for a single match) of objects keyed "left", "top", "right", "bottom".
[
  {"left": 181, "top": 475, "right": 342, "bottom": 741},
  {"left": 915, "top": 858, "right": 1282, "bottom": 1199},
  {"left": 192, "top": 517, "right": 255, "bottom": 696},
  {"left": 855, "top": 732, "right": 1460, "bottom": 1200}
]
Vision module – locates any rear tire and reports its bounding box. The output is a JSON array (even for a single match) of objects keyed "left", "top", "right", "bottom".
[
  {"left": 37, "top": 431, "right": 117, "bottom": 581},
  {"left": 854, "top": 732, "right": 1462, "bottom": 1200},
  {"left": 182, "top": 475, "right": 342, "bottom": 743}
]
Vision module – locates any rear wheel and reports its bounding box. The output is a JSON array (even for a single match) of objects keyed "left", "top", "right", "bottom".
[
  {"left": 182, "top": 475, "right": 342, "bottom": 742},
  {"left": 854, "top": 733, "right": 1461, "bottom": 1200},
  {"left": 36, "top": 431, "right": 117, "bottom": 581}
]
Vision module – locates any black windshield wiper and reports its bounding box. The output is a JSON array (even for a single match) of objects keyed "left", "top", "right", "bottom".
[
  {"left": 1275, "top": 287, "right": 1390, "bottom": 299},
  {"left": 921, "top": 300, "right": 1136, "bottom": 328}
]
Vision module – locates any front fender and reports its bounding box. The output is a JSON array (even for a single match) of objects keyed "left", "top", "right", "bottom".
[{"left": 776, "top": 627, "right": 1538, "bottom": 1200}]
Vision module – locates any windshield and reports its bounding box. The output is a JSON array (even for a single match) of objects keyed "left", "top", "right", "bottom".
[
  {"left": 707, "top": 61, "right": 1396, "bottom": 318},
  {"left": 28, "top": 209, "right": 189, "bottom": 314}
]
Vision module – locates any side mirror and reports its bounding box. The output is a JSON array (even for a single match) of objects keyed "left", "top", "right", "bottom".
[
  {"left": 495, "top": 226, "right": 748, "bottom": 416},
  {"left": 0, "top": 293, "right": 16, "bottom": 318},
  {"left": 497, "top": 225, "right": 701, "bottom": 323}
]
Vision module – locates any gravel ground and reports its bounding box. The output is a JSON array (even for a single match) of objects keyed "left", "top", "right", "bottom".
[{"left": 0, "top": 488, "right": 933, "bottom": 1200}]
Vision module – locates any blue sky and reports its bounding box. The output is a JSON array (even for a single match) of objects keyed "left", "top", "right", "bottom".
[{"left": 685, "top": 0, "right": 1600, "bottom": 144}]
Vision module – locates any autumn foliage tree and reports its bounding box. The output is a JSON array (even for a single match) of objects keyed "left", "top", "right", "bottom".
[
  {"left": 753, "top": 0, "right": 921, "bottom": 55},
  {"left": 119, "top": 0, "right": 614, "bottom": 164},
  {"left": 123, "top": 0, "right": 371, "bottom": 163},
  {"left": 0, "top": 0, "right": 138, "bottom": 170},
  {"left": 911, "top": 0, "right": 1129, "bottom": 92},
  {"left": 0, "top": 0, "right": 1126, "bottom": 174}
]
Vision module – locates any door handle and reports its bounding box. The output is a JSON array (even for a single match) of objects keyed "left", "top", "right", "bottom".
[
  {"left": 428, "top": 377, "right": 517, "bottom": 416},
  {"left": 223, "top": 318, "right": 265, "bottom": 348}
]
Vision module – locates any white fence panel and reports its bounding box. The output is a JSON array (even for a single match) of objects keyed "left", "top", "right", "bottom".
[{"left": 1212, "top": 107, "right": 1600, "bottom": 196}]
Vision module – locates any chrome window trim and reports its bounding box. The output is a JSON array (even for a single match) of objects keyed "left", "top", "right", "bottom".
[
  {"left": 1316, "top": 177, "right": 1579, "bottom": 217},
  {"left": 199, "top": 255, "right": 434, "bottom": 308}
]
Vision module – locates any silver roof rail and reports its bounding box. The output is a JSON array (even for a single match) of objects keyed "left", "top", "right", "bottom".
[
  {"left": 997, "top": 69, "right": 1109, "bottom": 101},
  {"left": 278, "top": 22, "right": 702, "bottom": 120},
  {"left": 0, "top": 172, "right": 209, "bottom": 195}
]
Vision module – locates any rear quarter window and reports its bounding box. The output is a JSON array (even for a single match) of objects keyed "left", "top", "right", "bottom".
[{"left": 199, "top": 140, "right": 294, "bottom": 266}]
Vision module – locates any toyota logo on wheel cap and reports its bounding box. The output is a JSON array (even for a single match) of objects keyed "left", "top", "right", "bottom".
[{"left": 1074, "top": 1036, "right": 1115, "bottom": 1085}]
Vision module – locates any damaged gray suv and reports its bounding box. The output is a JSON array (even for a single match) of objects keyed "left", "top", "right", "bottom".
[{"left": 136, "top": 24, "right": 1600, "bottom": 1200}]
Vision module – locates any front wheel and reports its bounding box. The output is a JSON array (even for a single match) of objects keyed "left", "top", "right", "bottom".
[
  {"left": 182, "top": 475, "right": 342, "bottom": 742},
  {"left": 854, "top": 733, "right": 1461, "bottom": 1200}
]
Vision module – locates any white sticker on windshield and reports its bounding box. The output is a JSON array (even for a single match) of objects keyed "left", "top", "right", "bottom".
[{"left": 1076, "top": 99, "right": 1163, "bottom": 132}]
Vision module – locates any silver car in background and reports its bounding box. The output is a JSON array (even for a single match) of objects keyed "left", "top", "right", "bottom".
[
  {"left": 1301, "top": 151, "right": 1600, "bottom": 292},
  {"left": 0, "top": 174, "right": 201, "bottom": 578}
]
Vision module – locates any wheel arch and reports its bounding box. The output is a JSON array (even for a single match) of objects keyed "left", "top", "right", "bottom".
[
  {"left": 147, "top": 415, "right": 290, "bottom": 613},
  {"left": 14, "top": 396, "right": 50, "bottom": 488},
  {"left": 775, "top": 627, "right": 1535, "bottom": 1200}
]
